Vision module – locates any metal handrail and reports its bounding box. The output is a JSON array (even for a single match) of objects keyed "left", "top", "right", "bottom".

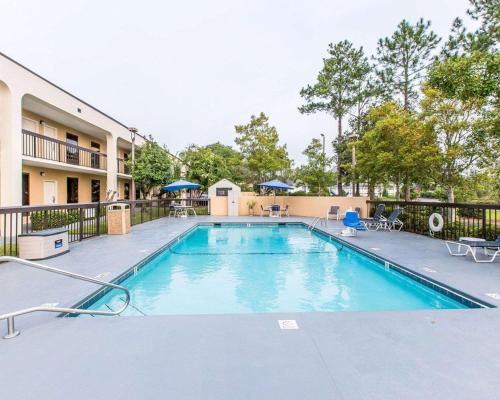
[
  {"left": 309, "top": 217, "right": 321, "bottom": 230},
  {"left": 0, "top": 256, "right": 130, "bottom": 339}
]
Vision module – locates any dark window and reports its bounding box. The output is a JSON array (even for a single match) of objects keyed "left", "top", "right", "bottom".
[
  {"left": 91, "top": 179, "right": 100, "bottom": 202},
  {"left": 216, "top": 188, "right": 231, "bottom": 196},
  {"left": 22, "top": 173, "right": 29, "bottom": 205},
  {"left": 136, "top": 187, "right": 141, "bottom": 200},
  {"left": 124, "top": 182, "right": 130, "bottom": 200},
  {"left": 123, "top": 153, "right": 130, "bottom": 174},
  {"left": 66, "top": 133, "right": 79, "bottom": 165},
  {"left": 90, "top": 141, "right": 100, "bottom": 169},
  {"left": 67, "top": 177, "right": 78, "bottom": 203}
]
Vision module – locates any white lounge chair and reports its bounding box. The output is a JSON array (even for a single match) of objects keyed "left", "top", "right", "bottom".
[{"left": 445, "top": 235, "right": 500, "bottom": 263}]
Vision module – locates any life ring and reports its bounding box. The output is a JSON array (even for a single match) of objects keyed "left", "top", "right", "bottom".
[{"left": 429, "top": 213, "right": 444, "bottom": 233}]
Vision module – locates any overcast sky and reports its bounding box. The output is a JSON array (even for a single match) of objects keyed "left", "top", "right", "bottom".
[{"left": 0, "top": 0, "right": 473, "bottom": 164}]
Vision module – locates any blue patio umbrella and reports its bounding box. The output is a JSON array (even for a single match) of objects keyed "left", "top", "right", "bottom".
[
  {"left": 257, "top": 179, "right": 294, "bottom": 190},
  {"left": 163, "top": 179, "right": 201, "bottom": 192},
  {"left": 257, "top": 179, "right": 294, "bottom": 202}
]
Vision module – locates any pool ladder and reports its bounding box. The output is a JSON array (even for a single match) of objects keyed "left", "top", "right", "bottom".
[
  {"left": 309, "top": 217, "right": 327, "bottom": 230},
  {"left": 0, "top": 256, "right": 130, "bottom": 339}
]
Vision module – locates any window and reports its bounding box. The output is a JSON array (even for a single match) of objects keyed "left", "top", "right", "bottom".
[
  {"left": 216, "top": 188, "right": 231, "bottom": 196},
  {"left": 67, "top": 177, "right": 78, "bottom": 203},
  {"left": 90, "top": 141, "right": 100, "bottom": 169},
  {"left": 22, "top": 173, "right": 29, "bottom": 205},
  {"left": 124, "top": 182, "right": 130, "bottom": 200},
  {"left": 123, "top": 153, "right": 130, "bottom": 174},
  {"left": 91, "top": 179, "right": 100, "bottom": 202},
  {"left": 66, "top": 133, "right": 79, "bottom": 165}
]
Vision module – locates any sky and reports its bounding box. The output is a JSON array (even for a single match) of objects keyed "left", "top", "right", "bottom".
[{"left": 0, "top": 0, "right": 473, "bottom": 164}]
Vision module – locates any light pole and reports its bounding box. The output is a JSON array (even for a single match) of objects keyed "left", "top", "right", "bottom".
[
  {"left": 320, "top": 133, "right": 325, "bottom": 196},
  {"left": 128, "top": 127, "right": 138, "bottom": 201}
]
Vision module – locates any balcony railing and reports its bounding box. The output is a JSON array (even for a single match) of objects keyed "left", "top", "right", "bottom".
[
  {"left": 22, "top": 130, "right": 107, "bottom": 171},
  {"left": 117, "top": 158, "right": 130, "bottom": 175}
]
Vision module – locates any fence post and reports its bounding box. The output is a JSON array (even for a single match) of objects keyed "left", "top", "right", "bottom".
[
  {"left": 79, "top": 208, "right": 84, "bottom": 241},
  {"left": 96, "top": 202, "right": 101, "bottom": 237},
  {"left": 141, "top": 203, "right": 144, "bottom": 224},
  {"left": 482, "top": 208, "right": 487, "bottom": 239}
]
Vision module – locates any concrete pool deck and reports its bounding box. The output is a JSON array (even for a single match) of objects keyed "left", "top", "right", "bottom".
[{"left": 1, "top": 216, "right": 499, "bottom": 399}]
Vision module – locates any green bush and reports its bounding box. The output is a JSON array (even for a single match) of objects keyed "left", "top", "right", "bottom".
[{"left": 30, "top": 210, "right": 80, "bottom": 230}]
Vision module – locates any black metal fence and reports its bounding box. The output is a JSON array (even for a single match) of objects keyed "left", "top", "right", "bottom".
[
  {"left": 367, "top": 200, "right": 500, "bottom": 241},
  {"left": 0, "top": 198, "right": 210, "bottom": 256},
  {"left": 22, "top": 129, "right": 107, "bottom": 171}
]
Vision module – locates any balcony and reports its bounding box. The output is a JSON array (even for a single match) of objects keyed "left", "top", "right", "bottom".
[
  {"left": 117, "top": 157, "right": 130, "bottom": 175},
  {"left": 22, "top": 129, "right": 107, "bottom": 171}
]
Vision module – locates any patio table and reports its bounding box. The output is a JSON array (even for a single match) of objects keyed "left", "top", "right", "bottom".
[{"left": 173, "top": 205, "right": 197, "bottom": 217}]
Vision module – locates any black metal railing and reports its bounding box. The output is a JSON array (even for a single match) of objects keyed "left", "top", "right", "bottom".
[
  {"left": 22, "top": 130, "right": 107, "bottom": 171},
  {"left": 117, "top": 158, "right": 130, "bottom": 175},
  {"left": 367, "top": 200, "right": 500, "bottom": 241},
  {"left": 0, "top": 198, "right": 210, "bottom": 256}
]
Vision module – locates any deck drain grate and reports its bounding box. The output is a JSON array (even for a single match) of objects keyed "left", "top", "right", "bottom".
[
  {"left": 278, "top": 320, "right": 299, "bottom": 330},
  {"left": 422, "top": 267, "right": 437, "bottom": 273},
  {"left": 94, "top": 272, "right": 110, "bottom": 280},
  {"left": 485, "top": 293, "right": 500, "bottom": 300},
  {"left": 370, "top": 247, "right": 381, "bottom": 251}
]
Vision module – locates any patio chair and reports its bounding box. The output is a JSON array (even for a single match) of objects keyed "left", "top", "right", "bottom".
[
  {"left": 260, "top": 205, "right": 270, "bottom": 217},
  {"left": 341, "top": 211, "right": 367, "bottom": 237},
  {"left": 375, "top": 208, "right": 403, "bottom": 231},
  {"left": 445, "top": 235, "right": 500, "bottom": 263},
  {"left": 326, "top": 206, "right": 340, "bottom": 221},
  {"left": 281, "top": 205, "right": 289, "bottom": 217},
  {"left": 270, "top": 204, "right": 281, "bottom": 218},
  {"left": 361, "top": 204, "right": 385, "bottom": 229}
]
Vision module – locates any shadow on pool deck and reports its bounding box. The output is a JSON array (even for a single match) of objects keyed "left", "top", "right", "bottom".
[{"left": 0, "top": 216, "right": 499, "bottom": 399}]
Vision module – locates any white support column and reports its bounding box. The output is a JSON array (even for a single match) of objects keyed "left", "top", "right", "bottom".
[
  {"left": 106, "top": 134, "right": 118, "bottom": 201},
  {"left": 0, "top": 88, "right": 23, "bottom": 207}
]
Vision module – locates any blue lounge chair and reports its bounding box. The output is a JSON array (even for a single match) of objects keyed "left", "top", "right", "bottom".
[
  {"left": 342, "top": 211, "right": 367, "bottom": 236},
  {"left": 375, "top": 208, "right": 403, "bottom": 231},
  {"left": 361, "top": 204, "right": 385, "bottom": 229}
]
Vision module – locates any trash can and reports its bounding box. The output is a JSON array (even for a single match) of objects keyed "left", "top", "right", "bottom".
[{"left": 107, "top": 203, "right": 131, "bottom": 235}]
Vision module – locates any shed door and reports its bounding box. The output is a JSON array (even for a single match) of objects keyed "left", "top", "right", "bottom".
[{"left": 227, "top": 189, "right": 239, "bottom": 216}]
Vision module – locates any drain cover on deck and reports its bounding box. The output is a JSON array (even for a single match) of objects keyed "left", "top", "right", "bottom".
[
  {"left": 278, "top": 320, "right": 299, "bottom": 330},
  {"left": 485, "top": 293, "right": 500, "bottom": 300},
  {"left": 422, "top": 267, "right": 437, "bottom": 273},
  {"left": 94, "top": 272, "right": 110, "bottom": 279}
]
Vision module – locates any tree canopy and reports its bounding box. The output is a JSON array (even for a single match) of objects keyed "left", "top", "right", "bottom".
[
  {"left": 234, "top": 112, "right": 292, "bottom": 186},
  {"left": 131, "top": 138, "right": 174, "bottom": 199}
]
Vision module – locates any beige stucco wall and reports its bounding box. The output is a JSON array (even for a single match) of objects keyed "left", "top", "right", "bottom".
[
  {"left": 22, "top": 110, "right": 108, "bottom": 152},
  {"left": 237, "top": 194, "right": 369, "bottom": 218},
  {"left": 23, "top": 165, "right": 107, "bottom": 205}
]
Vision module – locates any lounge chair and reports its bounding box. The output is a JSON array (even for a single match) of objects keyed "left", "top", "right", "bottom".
[
  {"left": 260, "top": 205, "right": 270, "bottom": 217},
  {"left": 445, "top": 235, "right": 500, "bottom": 263},
  {"left": 281, "top": 205, "right": 289, "bottom": 217},
  {"left": 361, "top": 204, "right": 385, "bottom": 229},
  {"left": 375, "top": 208, "right": 403, "bottom": 231},
  {"left": 341, "top": 211, "right": 367, "bottom": 236},
  {"left": 326, "top": 206, "right": 340, "bottom": 221},
  {"left": 270, "top": 204, "right": 281, "bottom": 218}
]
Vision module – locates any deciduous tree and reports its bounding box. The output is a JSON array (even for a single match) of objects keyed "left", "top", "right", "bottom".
[{"left": 234, "top": 113, "right": 292, "bottom": 185}]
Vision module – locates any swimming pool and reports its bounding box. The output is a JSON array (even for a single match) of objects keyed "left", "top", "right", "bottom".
[{"left": 84, "top": 224, "right": 469, "bottom": 315}]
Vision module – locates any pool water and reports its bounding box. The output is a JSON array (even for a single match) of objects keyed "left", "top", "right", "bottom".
[{"left": 86, "top": 224, "right": 466, "bottom": 315}]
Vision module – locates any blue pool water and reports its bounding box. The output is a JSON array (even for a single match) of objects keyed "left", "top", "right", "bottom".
[{"left": 86, "top": 224, "right": 466, "bottom": 315}]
